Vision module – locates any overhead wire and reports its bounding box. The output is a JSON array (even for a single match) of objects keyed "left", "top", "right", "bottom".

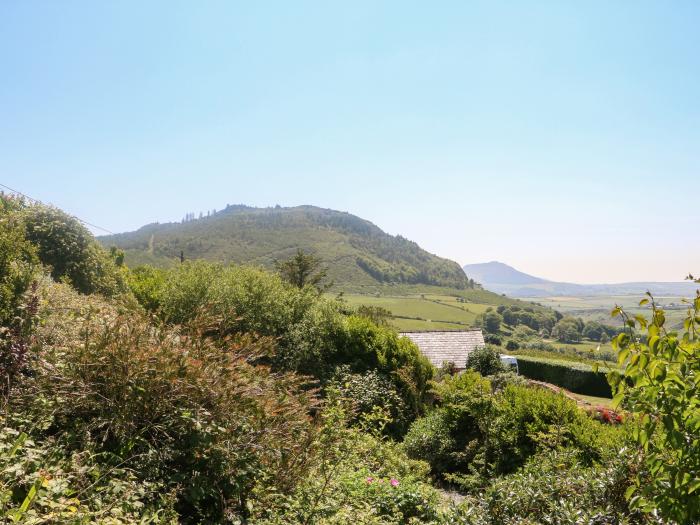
[{"left": 0, "top": 182, "right": 116, "bottom": 235}]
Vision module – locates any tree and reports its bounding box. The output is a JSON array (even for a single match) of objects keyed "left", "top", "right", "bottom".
[
  {"left": 481, "top": 310, "right": 503, "bottom": 334},
  {"left": 582, "top": 321, "right": 605, "bottom": 342},
  {"left": 274, "top": 249, "right": 331, "bottom": 292},
  {"left": 610, "top": 280, "right": 700, "bottom": 523},
  {"left": 466, "top": 345, "right": 505, "bottom": 376},
  {"left": 552, "top": 317, "right": 582, "bottom": 343},
  {"left": 356, "top": 305, "right": 392, "bottom": 326}
]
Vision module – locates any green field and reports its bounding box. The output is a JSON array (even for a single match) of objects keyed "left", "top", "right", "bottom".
[
  {"left": 340, "top": 293, "right": 495, "bottom": 331},
  {"left": 571, "top": 393, "right": 614, "bottom": 408},
  {"left": 524, "top": 294, "right": 691, "bottom": 329}
]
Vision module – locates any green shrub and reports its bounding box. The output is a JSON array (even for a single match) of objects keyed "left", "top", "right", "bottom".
[
  {"left": 451, "top": 449, "right": 647, "bottom": 525},
  {"left": 0, "top": 198, "right": 40, "bottom": 394},
  {"left": 465, "top": 345, "right": 505, "bottom": 377},
  {"left": 126, "top": 265, "right": 166, "bottom": 312},
  {"left": 251, "top": 396, "right": 442, "bottom": 525},
  {"left": 404, "top": 374, "right": 624, "bottom": 487},
  {"left": 0, "top": 197, "right": 38, "bottom": 325},
  {"left": 0, "top": 426, "right": 177, "bottom": 523},
  {"left": 135, "top": 262, "right": 434, "bottom": 428},
  {"left": 404, "top": 372, "right": 492, "bottom": 477},
  {"left": 487, "top": 384, "right": 620, "bottom": 474},
  {"left": 330, "top": 366, "right": 409, "bottom": 435},
  {"left": 516, "top": 354, "right": 614, "bottom": 397},
  {"left": 22, "top": 203, "right": 127, "bottom": 296},
  {"left": 25, "top": 303, "right": 317, "bottom": 523},
  {"left": 402, "top": 408, "right": 458, "bottom": 475}
]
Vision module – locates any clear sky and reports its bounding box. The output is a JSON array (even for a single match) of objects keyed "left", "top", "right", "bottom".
[{"left": 2, "top": 1, "right": 698, "bottom": 283}]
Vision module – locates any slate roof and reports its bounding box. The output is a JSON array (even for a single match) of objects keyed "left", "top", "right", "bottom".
[{"left": 400, "top": 330, "right": 485, "bottom": 370}]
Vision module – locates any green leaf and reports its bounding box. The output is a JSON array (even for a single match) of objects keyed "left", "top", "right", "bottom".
[
  {"left": 7, "top": 432, "right": 27, "bottom": 458},
  {"left": 612, "top": 391, "right": 625, "bottom": 409},
  {"left": 689, "top": 478, "right": 700, "bottom": 494}
]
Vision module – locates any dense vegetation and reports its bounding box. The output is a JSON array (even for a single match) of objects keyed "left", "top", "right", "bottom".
[
  {"left": 1, "top": 196, "right": 697, "bottom": 524},
  {"left": 99, "top": 205, "right": 476, "bottom": 291}
]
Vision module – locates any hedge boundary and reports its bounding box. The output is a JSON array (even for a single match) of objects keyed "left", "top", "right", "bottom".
[{"left": 515, "top": 355, "right": 613, "bottom": 398}]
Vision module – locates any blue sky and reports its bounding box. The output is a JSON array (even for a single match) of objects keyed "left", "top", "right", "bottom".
[{"left": 1, "top": 1, "right": 698, "bottom": 283}]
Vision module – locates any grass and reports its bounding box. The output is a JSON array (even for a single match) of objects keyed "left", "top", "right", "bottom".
[
  {"left": 339, "top": 293, "right": 494, "bottom": 331},
  {"left": 571, "top": 393, "right": 614, "bottom": 407},
  {"left": 525, "top": 294, "right": 690, "bottom": 329}
]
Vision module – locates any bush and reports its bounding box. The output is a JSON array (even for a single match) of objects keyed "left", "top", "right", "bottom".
[
  {"left": 330, "top": 366, "right": 408, "bottom": 435},
  {"left": 126, "top": 265, "right": 166, "bottom": 312},
  {"left": 483, "top": 333, "right": 501, "bottom": 345},
  {"left": 0, "top": 197, "right": 38, "bottom": 325},
  {"left": 404, "top": 373, "right": 623, "bottom": 487},
  {"left": 404, "top": 372, "right": 492, "bottom": 477},
  {"left": 504, "top": 339, "right": 519, "bottom": 351},
  {"left": 402, "top": 408, "right": 458, "bottom": 475},
  {"left": 465, "top": 345, "right": 505, "bottom": 376},
  {"left": 0, "top": 426, "right": 177, "bottom": 523},
  {"left": 22, "top": 203, "right": 127, "bottom": 296},
  {"left": 451, "top": 448, "right": 646, "bottom": 525},
  {"left": 611, "top": 294, "right": 700, "bottom": 523},
  {"left": 140, "top": 261, "right": 434, "bottom": 428},
  {"left": 251, "top": 396, "right": 442, "bottom": 524},
  {"left": 516, "top": 355, "right": 613, "bottom": 397},
  {"left": 24, "top": 300, "right": 317, "bottom": 523}
]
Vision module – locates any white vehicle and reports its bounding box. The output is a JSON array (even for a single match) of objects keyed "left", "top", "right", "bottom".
[{"left": 500, "top": 354, "right": 519, "bottom": 374}]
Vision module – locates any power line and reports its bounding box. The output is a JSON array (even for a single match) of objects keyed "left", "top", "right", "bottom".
[{"left": 0, "top": 182, "right": 116, "bottom": 235}]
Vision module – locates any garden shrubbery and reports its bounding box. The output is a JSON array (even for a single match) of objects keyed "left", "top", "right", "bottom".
[
  {"left": 1, "top": 195, "right": 687, "bottom": 524},
  {"left": 516, "top": 354, "right": 614, "bottom": 397},
  {"left": 404, "top": 371, "right": 625, "bottom": 489},
  {"left": 129, "top": 260, "right": 434, "bottom": 432}
]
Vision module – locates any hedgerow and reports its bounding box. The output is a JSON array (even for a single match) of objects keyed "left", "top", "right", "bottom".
[{"left": 515, "top": 354, "right": 614, "bottom": 397}]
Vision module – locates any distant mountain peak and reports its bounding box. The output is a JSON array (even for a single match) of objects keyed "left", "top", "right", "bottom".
[
  {"left": 462, "top": 261, "right": 549, "bottom": 286},
  {"left": 462, "top": 261, "right": 697, "bottom": 298}
]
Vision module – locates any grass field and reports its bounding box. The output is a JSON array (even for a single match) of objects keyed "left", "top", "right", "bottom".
[
  {"left": 524, "top": 294, "right": 690, "bottom": 328},
  {"left": 571, "top": 393, "right": 614, "bottom": 407},
  {"left": 340, "top": 293, "right": 493, "bottom": 331}
]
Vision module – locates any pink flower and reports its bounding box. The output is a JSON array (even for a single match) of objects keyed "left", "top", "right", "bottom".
[
  {"left": 366, "top": 477, "right": 374, "bottom": 484},
  {"left": 390, "top": 478, "right": 399, "bottom": 487}
]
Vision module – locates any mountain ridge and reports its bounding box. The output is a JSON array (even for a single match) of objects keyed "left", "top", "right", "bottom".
[
  {"left": 463, "top": 261, "right": 697, "bottom": 297},
  {"left": 99, "top": 204, "right": 476, "bottom": 291}
]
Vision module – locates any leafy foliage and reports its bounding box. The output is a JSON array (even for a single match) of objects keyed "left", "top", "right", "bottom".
[
  {"left": 404, "top": 372, "right": 624, "bottom": 488},
  {"left": 552, "top": 316, "right": 584, "bottom": 343},
  {"left": 130, "top": 261, "right": 434, "bottom": 428},
  {"left": 16, "top": 283, "right": 318, "bottom": 523},
  {"left": 465, "top": 345, "right": 505, "bottom": 377},
  {"left": 250, "top": 394, "right": 443, "bottom": 524},
  {"left": 451, "top": 449, "right": 651, "bottom": 525},
  {"left": 10, "top": 200, "right": 128, "bottom": 296},
  {"left": 610, "top": 289, "right": 700, "bottom": 523},
  {"left": 0, "top": 197, "right": 38, "bottom": 326}
]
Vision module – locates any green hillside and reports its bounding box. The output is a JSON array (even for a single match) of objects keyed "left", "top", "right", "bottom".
[{"left": 99, "top": 205, "right": 476, "bottom": 292}]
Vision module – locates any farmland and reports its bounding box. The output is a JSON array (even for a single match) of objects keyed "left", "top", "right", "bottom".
[
  {"left": 524, "top": 294, "right": 691, "bottom": 328},
  {"left": 340, "top": 293, "right": 493, "bottom": 331}
]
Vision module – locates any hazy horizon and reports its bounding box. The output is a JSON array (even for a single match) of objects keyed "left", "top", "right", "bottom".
[{"left": 3, "top": 1, "right": 698, "bottom": 283}]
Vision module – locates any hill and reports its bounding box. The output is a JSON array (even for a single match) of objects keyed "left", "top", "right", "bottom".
[
  {"left": 463, "top": 261, "right": 697, "bottom": 297},
  {"left": 99, "top": 205, "right": 475, "bottom": 292}
]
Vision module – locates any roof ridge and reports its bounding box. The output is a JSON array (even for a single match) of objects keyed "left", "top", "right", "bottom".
[{"left": 399, "top": 329, "right": 483, "bottom": 334}]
